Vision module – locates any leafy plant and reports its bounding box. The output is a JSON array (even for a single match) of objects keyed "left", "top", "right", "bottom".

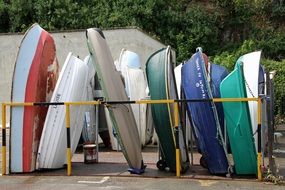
[
  {"left": 262, "top": 59, "right": 285, "bottom": 115},
  {"left": 0, "top": 0, "right": 284, "bottom": 116},
  {"left": 0, "top": 0, "right": 9, "bottom": 32},
  {"left": 212, "top": 40, "right": 257, "bottom": 70}
]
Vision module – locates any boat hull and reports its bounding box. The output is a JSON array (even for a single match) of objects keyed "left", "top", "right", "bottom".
[
  {"left": 119, "top": 49, "right": 154, "bottom": 146},
  {"left": 82, "top": 55, "right": 97, "bottom": 144},
  {"left": 220, "top": 61, "right": 257, "bottom": 175},
  {"left": 146, "top": 47, "right": 189, "bottom": 172},
  {"left": 181, "top": 52, "right": 228, "bottom": 174},
  {"left": 241, "top": 51, "right": 262, "bottom": 152},
  {"left": 210, "top": 64, "right": 228, "bottom": 129},
  {"left": 37, "top": 53, "right": 88, "bottom": 169},
  {"left": 10, "top": 23, "right": 58, "bottom": 173},
  {"left": 86, "top": 28, "right": 145, "bottom": 173}
]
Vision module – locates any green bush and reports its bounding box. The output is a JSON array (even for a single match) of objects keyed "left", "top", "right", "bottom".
[
  {"left": 175, "top": 6, "right": 220, "bottom": 63},
  {"left": 212, "top": 43, "right": 285, "bottom": 116},
  {"left": 212, "top": 40, "right": 257, "bottom": 70},
  {"left": 262, "top": 59, "right": 285, "bottom": 115},
  {"left": 0, "top": 0, "right": 9, "bottom": 32},
  {"left": 0, "top": 0, "right": 284, "bottom": 116}
]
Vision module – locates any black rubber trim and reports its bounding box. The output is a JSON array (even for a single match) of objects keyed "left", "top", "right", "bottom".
[
  {"left": 175, "top": 127, "right": 179, "bottom": 149},
  {"left": 66, "top": 128, "right": 71, "bottom": 148},
  {"left": 2, "top": 129, "right": 6, "bottom": 146},
  {"left": 93, "top": 28, "right": 105, "bottom": 39},
  {"left": 257, "top": 124, "right": 261, "bottom": 152},
  {"left": 34, "top": 102, "right": 64, "bottom": 106}
]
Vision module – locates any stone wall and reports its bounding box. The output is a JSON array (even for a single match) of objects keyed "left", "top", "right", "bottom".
[{"left": 0, "top": 27, "right": 172, "bottom": 122}]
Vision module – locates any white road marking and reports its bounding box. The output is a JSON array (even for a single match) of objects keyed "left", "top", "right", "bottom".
[
  {"left": 198, "top": 180, "right": 218, "bottom": 187},
  {"left": 78, "top": 176, "right": 110, "bottom": 184}
]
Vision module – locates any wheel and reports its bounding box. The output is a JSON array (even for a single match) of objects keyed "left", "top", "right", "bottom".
[
  {"left": 200, "top": 156, "right": 208, "bottom": 168},
  {"left": 156, "top": 160, "right": 167, "bottom": 171},
  {"left": 181, "top": 164, "right": 190, "bottom": 174}
]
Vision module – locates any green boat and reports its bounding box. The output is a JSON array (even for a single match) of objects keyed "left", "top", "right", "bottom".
[
  {"left": 220, "top": 61, "right": 257, "bottom": 175},
  {"left": 146, "top": 46, "right": 189, "bottom": 172}
]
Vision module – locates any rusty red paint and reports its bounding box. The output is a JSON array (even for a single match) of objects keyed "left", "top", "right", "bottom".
[{"left": 22, "top": 30, "right": 58, "bottom": 172}]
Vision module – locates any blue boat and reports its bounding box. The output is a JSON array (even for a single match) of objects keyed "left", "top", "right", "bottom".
[
  {"left": 210, "top": 63, "right": 229, "bottom": 133},
  {"left": 181, "top": 51, "right": 229, "bottom": 174},
  {"left": 258, "top": 65, "right": 268, "bottom": 159}
]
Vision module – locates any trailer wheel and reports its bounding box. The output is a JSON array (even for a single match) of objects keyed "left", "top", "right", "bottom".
[
  {"left": 156, "top": 160, "right": 167, "bottom": 171},
  {"left": 200, "top": 156, "right": 208, "bottom": 168}
]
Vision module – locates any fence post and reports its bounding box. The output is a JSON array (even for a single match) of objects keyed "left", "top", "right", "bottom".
[
  {"left": 257, "top": 98, "right": 262, "bottom": 181},
  {"left": 1, "top": 103, "right": 6, "bottom": 175},
  {"left": 65, "top": 103, "right": 72, "bottom": 176},
  {"left": 174, "top": 102, "right": 180, "bottom": 177}
]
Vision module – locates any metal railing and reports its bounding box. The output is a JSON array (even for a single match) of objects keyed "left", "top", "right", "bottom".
[{"left": 1, "top": 97, "right": 262, "bottom": 180}]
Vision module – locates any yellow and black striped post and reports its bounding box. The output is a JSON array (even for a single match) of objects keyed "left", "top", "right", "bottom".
[
  {"left": 65, "top": 103, "right": 72, "bottom": 176},
  {"left": 1, "top": 103, "right": 6, "bottom": 175},
  {"left": 174, "top": 102, "right": 181, "bottom": 177},
  {"left": 1, "top": 102, "right": 34, "bottom": 174},
  {"left": 257, "top": 98, "right": 262, "bottom": 181}
]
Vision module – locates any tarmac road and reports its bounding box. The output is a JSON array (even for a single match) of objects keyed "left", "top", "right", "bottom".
[
  {"left": 0, "top": 175, "right": 284, "bottom": 190},
  {"left": 1, "top": 125, "right": 285, "bottom": 189}
]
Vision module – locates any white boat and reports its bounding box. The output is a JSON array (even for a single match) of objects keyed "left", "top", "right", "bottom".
[
  {"left": 118, "top": 49, "right": 154, "bottom": 147},
  {"left": 37, "top": 53, "right": 88, "bottom": 169},
  {"left": 86, "top": 28, "right": 145, "bottom": 173},
  {"left": 81, "top": 55, "right": 97, "bottom": 144},
  {"left": 241, "top": 51, "right": 262, "bottom": 152},
  {"left": 174, "top": 63, "right": 182, "bottom": 98},
  {"left": 174, "top": 63, "right": 192, "bottom": 148}
]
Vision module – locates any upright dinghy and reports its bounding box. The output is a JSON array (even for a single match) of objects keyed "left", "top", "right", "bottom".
[
  {"left": 258, "top": 65, "right": 268, "bottom": 158},
  {"left": 210, "top": 63, "right": 229, "bottom": 130},
  {"left": 181, "top": 50, "right": 229, "bottom": 174},
  {"left": 220, "top": 56, "right": 257, "bottom": 175},
  {"left": 240, "top": 51, "right": 262, "bottom": 152},
  {"left": 146, "top": 46, "right": 189, "bottom": 172},
  {"left": 118, "top": 49, "right": 154, "bottom": 147},
  {"left": 37, "top": 53, "right": 88, "bottom": 169},
  {"left": 10, "top": 23, "right": 59, "bottom": 173},
  {"left": 86, "top": 28, "right": 145, "bottom": 174},
  {"left": 81, "top": 55, "right": 97, "bottom": 144}
]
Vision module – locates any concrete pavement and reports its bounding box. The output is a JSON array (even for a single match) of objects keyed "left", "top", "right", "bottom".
[
  {"left": 0, "top": 175, "right": 284, "bottom": 190},
  {"left": 1, "top": 125, "right": 285, "bottom": 189}
]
